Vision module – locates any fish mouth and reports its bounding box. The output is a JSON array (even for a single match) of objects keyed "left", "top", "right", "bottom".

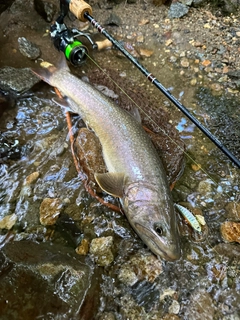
[{"left": 135, "top": 222, "right": 180, "bottom": 261}]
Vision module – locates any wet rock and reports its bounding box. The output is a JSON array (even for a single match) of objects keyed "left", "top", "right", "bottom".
[
  {"left": 105, "top": 13, "right": 122, "bottom": 27},
  {"left": 184, "top": 289, "right": 215, "bottom": 320},
  {"left": 0, "top": 213, "right": 17, "bottom": 229},
  {"left": 168, "top": 3, "right": 189, "bottom": 19},
  {"left": 76, "top": 238, "right": 89, "bottom": 255},
  {"left": 118, "top": 253, "right": 163, "bottom": 286},
  {"left": 0, "top": 67, "right": 39, "bottom": 93},
  {"left": 220, "top": 221, "right": 240, "bottom": 243},
  {"left": 225, "top": 202, "right": 240, "bottom": 220},
  {"left": 18, "top": 37, "right": 41, "bottom": 60},
  {"left": 39, "top": 197, "right": 63, "bottom": 226},
  {"left": 20, "top": 171, "right": 40, "bottom": 198},
  {"left": 34, "top": 0, "right": 56, "bottom": 22},
  {"left": 130, "top": 280, "right": 160, "bottom": 312},
  {"left": 56, "top": 213, "right": 83, "bottom": 247},
  {"left": 169, "top": 299, "right": 180, "bottom": 314},
  {"left": 90, "top": 236, "right": 114, "bottom": 266},
  {"left": 0, "top": 241, "right": 93, "bottom": 319},
  {"left": 0, "top": 135, "right": 21, "bottom": 162}
]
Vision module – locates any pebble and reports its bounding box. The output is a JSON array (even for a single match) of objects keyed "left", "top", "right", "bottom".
[
  {"left": 89, "top": 236, "right": 114, "bottom": 266},
  {"left": 139, "top": 48, "right": 154, "bottom": 57},
  {"left": 180, "top": 57, "right": 190, "bottom": 68},
  {"left": 39, "top": 198, "right": 63, "bottom": 226},
  {"left": 75, "top": 238, "right": 89, "bottom": 255},
  {"left": 18, "top": 37, "right": 41, "bottom": 60},
  {"left": 23, "top": 172, "right": 40, "bottom": 185},
  {"left": 202, "top": 60, "right": 211, "bottom": 67},
  {"left": 169, "top": 300, "right": 180, "bottom": 314},
  {"left": 220, "top": 221, "right": 240, "bottom": 243},
  {"left": 197, "top": 179, "right": 213, "bottom": 195},
  {"left": 190, "top": 78, "right": 197, "bottom": 85},
  {"left": 210, "top": 83, "right": 222, "bottom": 92},
  {"left": 0, "top": 213, "right": 17, "bottom": 230}
]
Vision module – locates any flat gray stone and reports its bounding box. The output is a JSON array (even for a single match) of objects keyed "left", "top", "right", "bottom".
[{"left": 0, "top": 66, "right": 40, "bottom": 93}]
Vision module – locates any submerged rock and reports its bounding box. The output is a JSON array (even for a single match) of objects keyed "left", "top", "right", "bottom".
[
  {"left": 184, "top": 288, "right": 216, "bottom": 320},
  {"left": 90, "top": 236, "right": 114, "bottom": 266},
  {"left": 39, "top": 197, "right": 63, "bottom": 226},
  {"left": 0, "top": 241, "right": 93, "bottom": 319},
  {"left": 0, "top": 213, "right": 17, "bottom": 230}
]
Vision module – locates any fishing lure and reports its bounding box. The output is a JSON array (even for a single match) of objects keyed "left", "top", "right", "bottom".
[{"left": 175, "top": 204, "right": 202, "bottom": 232}]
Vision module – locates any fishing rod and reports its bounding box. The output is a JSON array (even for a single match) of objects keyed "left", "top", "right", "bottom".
[{"left": 52, "top": 0, "right": 240, "bottom": 169}]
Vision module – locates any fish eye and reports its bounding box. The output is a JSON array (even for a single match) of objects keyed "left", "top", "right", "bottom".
[{"left": 154, "top": 223, "right": 164, "bottom": 236}]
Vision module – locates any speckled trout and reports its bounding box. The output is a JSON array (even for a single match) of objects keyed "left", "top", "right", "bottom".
[{"left": 32, "top": 57, "right": 181, "bottom": 261}]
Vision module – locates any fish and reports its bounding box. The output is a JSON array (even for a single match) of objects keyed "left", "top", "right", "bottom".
[{"left": 31, "top": 56, "right": 181, "bottom": 261}]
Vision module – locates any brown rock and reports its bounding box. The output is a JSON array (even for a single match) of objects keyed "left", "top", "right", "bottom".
[
  {"left": 90, "top": 236, "right": 114, "bottom": 266},
  {"left": 220, "top": 221, "right": 240, "bottom": 243},
  {"left": 202, "top": 60, "right": 211, "bottom": 67},
  {"left": 39, "top": 198, "right": 63, "bottom": 226},
  {"left": 75, "top": 239, "right": 89, "bottom": 255}
]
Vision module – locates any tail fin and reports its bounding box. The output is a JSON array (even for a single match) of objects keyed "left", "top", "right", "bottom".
[
  {"left": 31, "top": 53, "right": 70, "bottom": 84},
  {"left": 31, "top": 64, "right": 55, "bottom": 85}
]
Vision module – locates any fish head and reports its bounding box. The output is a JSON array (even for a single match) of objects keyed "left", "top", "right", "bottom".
[{"left": 123, "top": 183, "right": 181, "bottom": 261}]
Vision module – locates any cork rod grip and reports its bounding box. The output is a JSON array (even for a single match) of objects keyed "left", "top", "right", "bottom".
[{"left": 69, "top": 0, "right": 92, "bottom": 22}]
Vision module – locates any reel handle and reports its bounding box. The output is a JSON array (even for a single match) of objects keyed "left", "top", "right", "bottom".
[{"left": 69, "top": 0, "right": 92, "bottom": 22}]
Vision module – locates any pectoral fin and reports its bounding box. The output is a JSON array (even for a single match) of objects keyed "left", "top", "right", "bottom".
[
  {"left": 53, "top": 97, "right": 72, "bottom": 112},
  {"left": 128, "top": 106, "right": 142, "bottom": 124},
  {"left": 94, "top": 172, "right": 126, "bottom": 198},
  {"left": 53, "top": 97, "right": 81, "bottom": 114}
]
